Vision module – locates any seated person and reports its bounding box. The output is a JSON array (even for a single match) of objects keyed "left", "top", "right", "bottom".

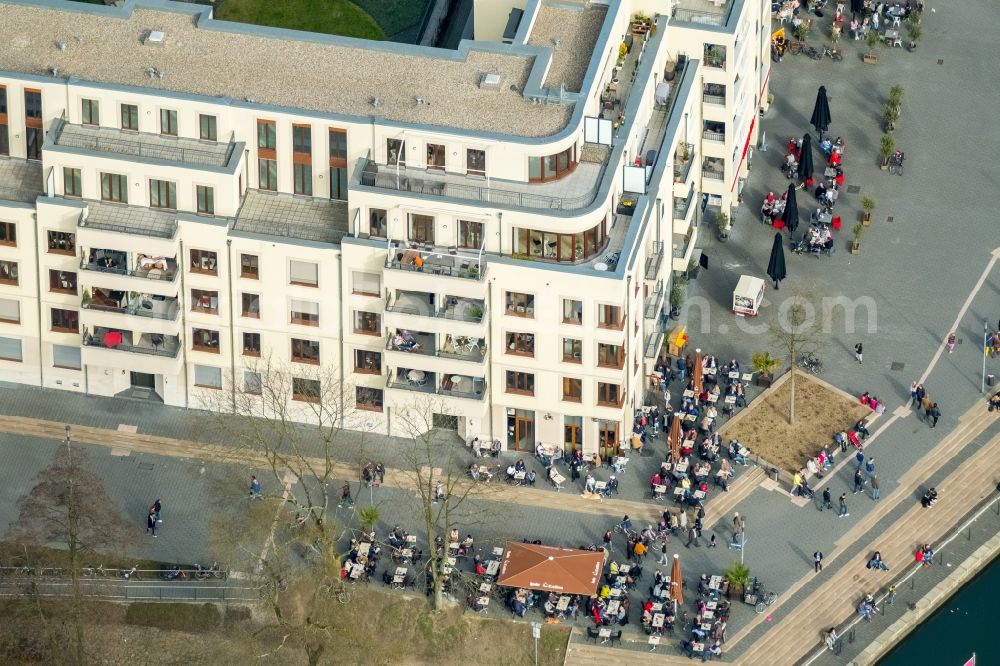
[
  {"left": 728, "top": 440, "right": 747, "bottom": 465},
  {"left": 515, "top": 459, "right": 526, "bottom": 473},
  {"left": 469, "top": 463, "right": 480, "bottom": 482},
  {"left": 867, "top": 552, "right": 889, "bottom": 571},
  {"left": 921, "top": 487, "right": 938, "bottom": 508},
  {"left": 734, "top": 383, "right": 747, "bottom": 407},
  {"left": 819, "top": 137, "right": 833, "bottom": 154},
  {"left": 815, "top": 182, "right": 828, "bottom": 203},
  {"left": 535, "top": 442, "right": 550, "bottom": 466},
  {"left": 506, "top": 464, "right": 517, "bottom": 480},
  {"left": 602, "top": 476, "right": 619, "bottom": 496},
  {"left": 524, "top": 469, "right": 537, "bottom": 486},
  {"left": 989, "top": 391, "right": 1000, "bottom": 411},
  {"left": 650, "top": 472, "right": 664, "bottom": 492},
  {"left": 855, "top": 418, "right": 871, "bottom": 439}
]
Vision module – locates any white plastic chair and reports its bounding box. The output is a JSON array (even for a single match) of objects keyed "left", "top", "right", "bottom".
[{"left": 464, "top": 337, "right": 480, "bottom": 354}]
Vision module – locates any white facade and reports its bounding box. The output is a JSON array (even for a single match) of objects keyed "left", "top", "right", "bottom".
[{"left": 0, "top": 0, "right": 768, "bottom": 454}]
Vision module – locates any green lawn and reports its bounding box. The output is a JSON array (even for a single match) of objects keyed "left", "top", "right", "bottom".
[
  {"left": 215, "top": 0, "right": 386, "bottom": 41},
  {"left": 352, "top": 0, "right": 430, "bottom": 40}
]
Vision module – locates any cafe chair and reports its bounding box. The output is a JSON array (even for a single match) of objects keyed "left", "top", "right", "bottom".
[{"left": 587, "top": 626, "right": 601, "bottom": 643}]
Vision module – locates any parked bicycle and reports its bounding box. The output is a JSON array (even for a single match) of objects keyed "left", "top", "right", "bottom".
[
  {"left": 888, "top": 150, "right": 905, "bottom": 176},
  {"left": 744, "top": 577, "right": 778, "bottom": 613},
  {"left": 195, "top": 562, "right": 224, "bottom": 580},
  {"left": 822, "top": 44, "right": 843, "bottom": 61},
  {"left": 798, "top": 353, "right": 823, "bottom": 374}
]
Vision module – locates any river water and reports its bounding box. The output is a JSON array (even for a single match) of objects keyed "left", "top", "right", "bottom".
[{"left": 878, "top": 554, "right": 998, "bottom": 665}]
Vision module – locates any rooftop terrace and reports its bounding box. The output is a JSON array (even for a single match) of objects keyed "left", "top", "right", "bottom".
[
  {"left": 0, "top": 157, "right": 44, "bottom": 204},
  {"left": 80, "top": 201, "right": 178, "bottom": 239},
  {"left": 0, "top": 1, "right": 606, "bottom": 138},
  {"left": 233, "top": 190, "right": 348, "bottom": 245},
  {"left": 52, "top": 121, "right": 237, "bottom": 169}
]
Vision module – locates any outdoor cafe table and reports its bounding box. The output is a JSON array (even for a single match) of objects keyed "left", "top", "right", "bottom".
[
  {"left": 683, "top": 389, "right": 695, "bottom": 398},
  {"left": 406, "top": 534, "right": 417, "bottom": 544},
  {"left": 724, "top": 395, "right": 737, "bottom": 405},
  {"left": 599, "top": 627, "right": 612, "bottom": 643},
  {"left": 395, "top": 567, "right": 407, "bottom": 577},
  {"left": 652, "top": 613, "right": 665, "bottom": 628},
  {"left": 705, "top": 600, "right": 718, "bottom": 610},
  {"left": 741, "top": 373, "right": 753, "bottom": 382},
  {"left": 607, "top": 600, "right": 620, "bottom": 616},
  {"left": 703, "top": 609, "right": 715, "bottom": 621},
  {"left": 619, "top": 564, "right": 632, "bottom": 574},
  {"left": 485, "top": 560, "right": 499, "bottom": 576},
  {"left": 706, "top": 394, "right": 718, "bottom": 404},
  {"left": 684, "top": 413, "right": 697, "bottom": 422},
  {"left": 709, "top": 575, "right": 723, "bottom": 590},
  {"left": 615, "top": 575, "right": 627, "bottom": 586},
  {"left": 652, "top": 601, "right": 665, "bottom": 612},
  {"left": 400, "top": 548, "right": 413, "bottom": 561},
  {"left": 673, "top": 487, "right": 686, "bottom": 501},
  {"left": 358, "top": 542, "right": 371, "bottom": 556},
  {"left": 449, "top": 542, "right": 460, "bottom": 554},
  {"left": 608, "top": 587, "right": 622, "bottom": 599},
  {"left": 693, "top": 489, "right": 707, "bottom": 501},
  {"left": 653, "top": 484, "right": 667, "bottom": 498},
  {"left": 491, "top": 546, "right": 504, "bottom": 557},
  {"left": 594, "top": 481, "right": 607, "bottom": 494},
  {"left": 673, "top": 460, "right": 689, "bottom": 475},
  {"left": 479, "top": 582, "right": 492, "bottom": 593},
  {"left": 704, "top": 367, "right": 716, "bottom": 376},
  {"left": 728, "top": 371, "right": 739, "bottom": 380}
]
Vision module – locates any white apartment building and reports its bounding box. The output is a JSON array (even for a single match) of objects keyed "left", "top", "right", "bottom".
[{"left": 0, "top": 0, "right": 768, "bottom": 455}]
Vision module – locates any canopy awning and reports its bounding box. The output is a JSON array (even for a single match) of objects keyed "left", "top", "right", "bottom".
[{"left": 497, "top": 541, "right": 604, "bottom": 596}]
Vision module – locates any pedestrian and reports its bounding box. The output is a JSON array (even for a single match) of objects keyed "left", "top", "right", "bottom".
[
  {"left": 825, "top": 628, "right": 838, "bottom": 651},
  {"left": 871, "top": 474, "right": 880, "bottom": 500},
  {"left": 822, "top": 487, "right": 833, "bottom": 510},
  {"left": 854, "top": 342, "right": 863, "bottom": 364},
  {"left": 375, "top": 462, "right": 385, "bottom": 486},
  {"left": 362, "top": 463, "right": 373, "bottom": 489},
  {"left": 838, "top": 493, "right": 849, "bottom": 518},
  {"left": 929, "top": 402, "right": 941, "bottom": 428},
  {"left": 909, "top": 381, "right": 919, "bottom": 406},
  {"left": 339, "top": 482, "right": 354, "bottom": 508},
  {"left": 813, "top": 550, "right": 824, "bottom": 573},
  {"left": 659, "top": 539, "right": 670, "bottom": 564},
  {"left": 886, "top": 584, "right": 896, "bottom": 606},
  {"left": 853, "top": 468, "right": 865, "bottom": 494},
  {"left": 708, "top": 533, "right": 717, "bottom": 548},
  {"left": 855, "top": 448, "right": 865, "bottom": 469},
  {"left": 603, "top": 529, "right": 613, "bottom": 550},
  {"left": 946, "top": 332, "right": 957, "bottom": 353},
  {"left": 865, "top": 456, "right": 876, "bottom": 478},
  {"left": 915, "top": 384, "right": 927, "bottom": 412},
  {"left": 679, "top": 509, "right": 688, "bottom": 532},
  {"left": 791, "top": 470, "right": 803, "bottom": 497},
  {"left": 249, "top": 475, "right": 262, "bottom": 499},
  {"left": 146, "top": 509, "right": 157, "bottom": 537},
  {"left": 151, "top": 498, "right": 162, "bottom": 523},
  {"left": 685, "top": 526, "right": 700, "bottom": 548},
  {"left": 634, "top": 540, "right": 647, "bottom": 560},
  {"left": 732, "top": 512, "right": 743, "bottom": 539}
]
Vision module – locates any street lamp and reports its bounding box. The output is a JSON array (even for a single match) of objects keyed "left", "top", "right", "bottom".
[{"left": 983, "top": 321, "right": 989, "bottom": 394}]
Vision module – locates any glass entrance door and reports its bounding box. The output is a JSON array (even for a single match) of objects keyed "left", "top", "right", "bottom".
[{"left": 507, "top": 409, "right": 535, "bottom": 451}]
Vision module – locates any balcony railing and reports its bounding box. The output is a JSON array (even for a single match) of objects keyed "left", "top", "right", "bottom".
[
  {"left": 385, "top": 296, "right": 486, "bottom": 323},
  {"left": 79, "top": 259, "right": 178, "bottom": 282},
  {"left": 385, "top": 334, "right": 486, "bottom": 362},
  {"left": 673, "top": 145, "right": 695, "bottom": 182},
  {"left": 702, "top": 92, "right": 726, "bottom": 106},
  {"left": 385, "top": 241, "right": 485, "bottom": 281},
  {"left": 702, "top": 168, "right": 725, "bottom": 181},
  {"left": 360, "top": 160, "right": 601, "bottom": 212},
  {"left": 82, "top": 333, "right": 180, "bottom": 357},
  {"left": 644, "top": 242, "right": 664, "bottom": 280},
  {"left": 702, "top": 129, "right": 726, "bottom": 142},
  {"left": 386, "top": 374, "right": 487, "bottom": 400},
  {"left": 644, "top": 287, "right": 664, "bottom": 319},
  {"left": 673, "top": 195, "right": 693, "bottom": 221},
  {"left": 82, "top": 300, "right": 179, "bottom": 321}
]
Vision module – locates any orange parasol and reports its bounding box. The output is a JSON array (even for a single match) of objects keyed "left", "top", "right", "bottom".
[
  {"left": 693, "top": 348, "right": 704, "bottom": 395},
  {"left": 669, "top": 553, "right": 684, "bottom": 607},
  {"left": 668, "top": 413, "right": 682, "bottom": 462}
]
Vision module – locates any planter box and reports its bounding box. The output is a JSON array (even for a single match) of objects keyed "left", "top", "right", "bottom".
[
  {"left": 850, "top": 241, "right": 861, "bottom": 255},
  {"left": 863, "top": 53, "right": 878, "bottom": 64},
  {"left": 756, "top": 374, "right": 773, "bottom": 388}
]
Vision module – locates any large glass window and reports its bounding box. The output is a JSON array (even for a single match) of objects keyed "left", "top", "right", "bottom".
[
  {"left": 505, "top": 292, "right": 534, "bottom": 317},
  {"left": 353, "top": 311, "right": 380, "bottom": 335},
  {"left": 159, "top": 109, "right": 177, "bottom": 136},
  {"left": 563, "top": 299, "right": 582, "bottom": 324},
  {"left": 505, "top": 332, "right": 534, "bottom": 356},
  {"left": 356, "top": 387, "right": 383, "bottom": 412},
  {"left": 563, "top": 377, "right": 582, "bottom": 402},
  {"left": 355, "top": 350, "right": 381, "bottom": 374},
  {"left": 597, "top": 382, "right": 622, "bottom": 407},
  {"left": 597, "top": 343, "right": 624, "bottom": 368},
  {"left": 289, "top": 260, "right": 318, "bottom": 287},
  {"left": 290, "top": 299, "right": 319, "bottom": 326},
  {"left": 100, "top": 173, "right": 127, "bottom": 203},
  {"left": 47, "top": 231, "right": 75, "bottom": 255},
  {"left": 24, "top": 90, "right": 41, "bottom": 119},
  {"left": 50, "top": 307, "right": 78, "bottom": 333},
  {"left": 189, "top": 249, "right": 218, "bottom": 276},
  {"left": 458, "top": 220, "right": 483, "bottom": 249},
  {"left": 0, "top": 260, "right": 17, "bottom": 285},
  {"left": 241, "top": 293, "right": 260, "bottom": 319},
  {"left": 528, "top": 146, "right": 575, "bottom": 182},
  {"left": 513, "top": 219, "right": 606, "bottom": 263},
  {"left": 369, "top": 209, "right": 387, "bottom": 238},
  {"left": 408, "top": 214, "right": 434, "bottom": 244},
  {"left": 426, "top": 143, "right": 445, "bottom": 169},
  {"left": 191, "top": 288, "right": 219, "bottom": 314},
  {"left": 387, "top": 138, "right": 403, "bottom": 166},
  {"left": 149, "top": 179, "right": 177, "bottom": 209},
  {"left": 329, "top": 129, "right": 347, "bottom": 161},
  {"left": 120, "top": 104, "right": 138, "bottom": 131},
  {"left": 240, "top": 254, "right": 259, "bottom": 279},
  {"left": 0, "top": 222, "right": 14, "bottom": 246},
  {"left": 25, "top": 128, "right": 41, "bottom": 160},
  {"left": 192, "top": 328, "right": 220, "bottom": 353},
  {"left": 0, "top": 298, "right": 21, "bottom": 323},
  {"left": 242, "top": 332, "right": 261, "bottom": 356},
  {"left": 199, "top": 114, "right": 217, "bottom": 141},
  {"left": 196, "top": 185, "right": 214, "bottom": 214},
  {"left": 259, "top": 159, "right": 278, "bottom": 191},
  {"left": 563, "top": 338, "right": 582, "bottom": 363},
  {"left": 63, "top": 168, "right": 82, "bottom": 197},
  {"left": 292, "top": 377, "right": 321, "bottom": 403},
  {"left": 291, "top": 338, "right": 320, "bottom": 364},
  {"left": 194, "top": 365, "right": 223, "bottom": 389},
  {"left": 292, "top": 125, "right": 312, "bottom": 154},
  {"left": 257, "top": 120, "right": 276, "bottom": 150},
  {"left": 49, "top": 269, "right": 77, "bottom": 294},
  {"left": 467, "top": 148, "right": 486, "bottom": 176},
  {"left": 505, "top": 371, "right": 535, "bottom": 395},
  {"left": 329, "top": 167, "right": 347, "bottom": 200},
  {"left": 293, "top": 164, "right": 312, "bottom": 196},
  {"left": 81, "top": 99, "right": 99, "bottom": 126},
  {"left": 598, "top": 304, "right": 623, "bottom": 329}
]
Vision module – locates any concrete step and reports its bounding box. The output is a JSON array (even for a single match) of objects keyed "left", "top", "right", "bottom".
[{"left": 706, "top": 466, "right": 766, "bottom": 528}]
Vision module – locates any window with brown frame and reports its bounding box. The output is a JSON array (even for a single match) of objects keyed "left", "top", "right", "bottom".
[
  {"left": 598, "top": 304, "right": 624, "bottom": 329},
  {"left": 505, "top": 371, "right": 535, "bottom": 395},
  {"left": 240, "top": 254, "right": 259, "bottom": 279},
  {"left": 48, "top": 269, "right": 77, "bottom": 295},
  {"left": 354, "top": 349, "right": 382, "bottom": 374},
  {"left": 426, "top": 143, "right": 445, "bottom": 169},
  {"left": 458, "top": 220, "right": 483, "bottom": 249},
  {"left": 353, "top": 311, "right": 380, "bottom": 336},
  {"left": 0, "top": 221, "right": 14, "bottom": 247},
  {"left": 64, "top": 168, "right": 82, "bottom": 197},
  {"left": 505, "top": 332, "right": 534, "bottom": 356},
  {"left": 291, "top": 338, "right": 320, "bottom": 365},
  {"left": 160, "top": 109, "right": 177, "bottom": 136},
  {"left": 242, "top": 332, "right": 261, "bottom": 357},
  {"left": 50, "top": 307, "right": 78, "bottom": 333},
  {"left": 528, "top": 146, "right": 575, "bottom": 182},
  {"left": 351, "top": 271, "right": 380, "bottom": 296},
  {"left": 387, "top": 138, "right": 404, "bottom": 166},
  {"left": 257, "top": 119, "right": 277, "bottom": 191},
  {"left": 24, "top": 90, "right": 42, "bottom": 160},
  {"left": 100, "top": 173, "right": 127, "bottom": 203},
  {"left": 329, "top": 129, "right": 347, "bottom": 163},
  {"left": 562, "top": 377, "right": 582, "bottom": 402},
  {"left": 149, "top": 179, "right": 177, "bottom": 209},
  {"left": 292, "top": 124, "right": 312, "bottom": 196},
  {"left": 467, "top": 148, "right": 486, "bottom": 176},
  {"left": 199, "top": 114, "right": 217, "bottom": 141},
  {"left": 597, "top": 382, "right": 623, "bottom": 407},
  {"left": 292, "top": 377, "right": 321, "bottom": 403},
  {"left": 47, "top": 231, "right": 75, "bottom": 255},
  {"left": 196, "top": 185, "right": 214, "bottom": 215},
  {"left": 0, "top": 298, "right": 20, "bottom": 324},
  {"left": 597, "top": 343, "right": 624, "bottom": 368},
  {"left": 289, "top": 260, "right": 318, "bottom": 287},
  {"left": 0, "top": 260, "right": 17, "bottom": 285},
  {"left": 192, "top": 328, "right": 220, "bottom": 353},
  {"left": 505, "top": 292, "right": 534, "bottom": 317},
  {"left": 81, "top": 99, "right": 99, "bottom": 126},
  {"left": 120, "top": 103, "right": 138, "bottom": 131},
  {"left": 191, "top": 289, "right": 219, "bottom": 314},
  {"left": 563, "top": 299, "right": 582, "bottom": 324},
  {"left": 241, "top": 293, "right": 260, "bottom": 319},
  {"left": 0, "top": 85, "right": 8, "bottom": 157},
  {"left": 408, "top": 214, "right": 434, "bottom": 244},
  {"left": 356, "top": 386, "right": 383, "bottom": 412},
  {"left": 563, "top": 338, "right": 582, "bottom": 363},
  {"left": 369, "top": 209, "right": 387, "bottom": 238},
  {"left": 290, "top": 299, "right": 319, "bottom": 326},
  {"left": 189, "top": 249, "right": 218, "bottom": 275}
]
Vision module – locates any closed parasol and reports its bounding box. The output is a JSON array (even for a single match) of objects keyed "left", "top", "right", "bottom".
[
  {"left": 693, "top": 348, "right": 704, "bottom": 395},
  {"left": 670, "top": 553, "right": 684, "bottom": 607}
]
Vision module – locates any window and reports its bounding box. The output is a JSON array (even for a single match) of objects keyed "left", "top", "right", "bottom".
[
  {"left": 196, "top": 185, "right": 214, "bottom": 214},
  {"left": 81, "top": 99, "right": 99, "bottom": 126},
  {"left": 354, "top": 350, "right": 381, "bottom": 374},
  {"left": 160, "top": 109, "right": 177, "bottom": 136},
  {"left": 387, "top": 138, "right": 404, "bottom": 166},
  {"left": 426, "top": 143, "right": 445, "bottom": 169},
  {"left": 50, "top": 308, "right": 78, "bottom": 333},
  {"left": 293, "top": 164, "right": 312, "bottom": 196},
  {"left": 352, "top": 271, "right": 380, "bottom": 296},
  {"left": 291, "top": 124, "right": 312, "bottom": 196},
  {"left": 458, "top": 220, "right": 483, "bottom": 249},
  {"left": 505, "top": 292, "right": 534, "bottom": 317},
  {"left": 353, "top": 311, "right": 380, "bottom": 335},
  {"left": 0, "top": 86, "right": 7, "bottom": 156},
  {"left": 408, "top": 214, "right": 434, "bottom": 244},
  {"left": 194, "top": 365, "right": 223, "bottom": 389},
  {"left": 192, "top": 328, "right": 220, "bottom": 353},
  {"left": 292, "top": 377, "right": 321, "bottom": 403},
  {"left": 243, "top": 370, "right": 262, "bottom": 395},
  {"left": 290, "top": 299, "right": 318, "bottom": 326},
  {"left": 597, "top": 382, "right": 623, "bottom": 407},
  {"left": 120, "top": 103, "right": 138, "bottom": 130},
  {"left": 356, "top": 386, "right": 383, "bottom": 412},
  {"left": 292, "top": 124, "right": 311, "bottom": 154},
  {"left": 26, "top": 127, "right": 42, "bottom": 160},
  {"left": 191, "top": 289, "right": 219, "bottom": 314},
  {"left": 0, "top": 336, "right": 22, "bottom": 362},
  {"left": 0, "top": 87, "right": 5, "bottom": 116},
  {"left": 190, "top": 249, "right": 218, "bottom": 275},
  {"left": 563, "top": 338, "right": 582, "bottom": 363},
  {"left": 257, "top": 120, "right": 277, "bottom": 191},
  {"left": 505, "top": 332, "right": 534, "bottom": 356},
  {"left": 369, "top": 208, "right": 387, "bottom": 237},
  {"left": 506, "top": 371, "right": 535, "bottom": 395},
  {"left": 240, "top": 254, "right": 259, "bottom": 279},
  {"left": 199, "top": 114, "right": 217, "bottom": 141},
  {"left": 563, "top": 299, "right": 582, "bottom": 324},
  {"left": 564, "top": 415, "right": 583, "bottom": 451},
  {"left": 329, "top": 129, "right": 347, "bottom": 161},
  {"left": 52, "top": 344, "right": 81, "bottom": 370},
  {"left": 0, "top": 222, "right": 14, "bottom": 246},
  {"left": 63, "top": 168, "right": 82, "bottom": 197},
  {"left": 0, "top": 298, "right": 20, "bottom": 324},
  {"left": 48, "top": 269, "right": 77, "bottom": 294},
  {"left": 149, "top": 179, "right": 177, "bottom": 209},
  {"left": 100, "top": 173, "right": 128, "bottom": 203},
  {"left": 47, "top": 231, "right": 75, "bottom": 255},
  {"left": 257, "top": 119, "right": 277, "bottom": 150},
  {"left": 528, "top": 146, "right": 575, "bottom": 182},
  {"left": 291, "top": 338, "right": 320, "bottom": 364},
  {"left": 242, "top": 332, "right": 261, "bottom": 357},
  {"left": 0, "top": 260, "right": 17, "bottom": 285},
  {"left": 513, "top": 220, "right": 607, "bottom": 263},
  {"left": 467, "top": 148, "right": 486, "bottom": 176},
  {"left": 241, "top": 293, "right": 260, "bottom": 318},
  {"left": 24, "top": 90, "right": 41, "bottom": 119},
  {"left": 599, "top": 421, "right": 620, "bottom": 452},
  {"left": 330, "top": 166, "right": 347, "bottom": 200},
  {"left": 563, "top": 377, "right": 582, "bottom": 402},
  {"left": 259, "top": 158, "right": 278, "bottom": 191},
  {"left": 289, "top": 260, "right": 318, "bottom": 287},
  {"left": 598, "top": 304, "right": 623, "bottom": 329},
  {"left": 597, "top": 343, "right": 624, "bottom": 368}
]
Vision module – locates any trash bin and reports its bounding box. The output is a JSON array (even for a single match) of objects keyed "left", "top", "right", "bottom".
[{"left": 987, "top": 374, "right": 996, "bottom": 387}]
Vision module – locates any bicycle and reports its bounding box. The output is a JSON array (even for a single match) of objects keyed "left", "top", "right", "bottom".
[
  {"left": 798, "top": 353, "right": 823, "bottom": 374},
  {"left": 801, "top": 45, "right": 822, "bottom": 60},
  {"left": 755, "top": 590, "right": 778, "bottom": 613},
  {"left": 888, "top": 151, "right": 904, "bottom": 176},
  {"left": 83, "top": 564, "right": 107, "bottom": 578},
  {"left": 613, "top": 519, "right": 636, "bottom": 539}
]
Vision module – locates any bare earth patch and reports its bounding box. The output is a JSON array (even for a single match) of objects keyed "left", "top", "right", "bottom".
[{"left": 721, "top": 373, "right": 870, "bottom": 473}]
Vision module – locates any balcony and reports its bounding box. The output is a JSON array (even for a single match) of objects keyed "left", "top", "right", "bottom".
[
  {"left": 703, "top": 44, "right": 728, "bottom": 69},
  {"left": 384, "top": 291, "right": 486, "bottom": 337},
  {"left": 702, "top": 157, "right": 725, "bottom": 182},
  {"left": 702, "top": 122, "right": 726, "bottom": 143},
  {"left": 81, "top": 290, "right": 181, "bottom": 335},
  {"left": 702, "top": 83, "right": 727, "bottom": 106},
  {"left": 0, "top": 157, "right": 44, "bottom": 204},
  {"left": 673, "top": 193, "right": 694, "bottom": 221},
  {"left": 77, "top": 201, "right": 179, "bottom": 259},
  {"left": 644, "top": 242, "right": 664, "bottom": 281},
  {"left": 671, "top": 0, "right": 732, "bottom": 26},
  {"left": 644, "top": 286, "right": 664, "bottom": 319},
  {"left": 383, "top": 241, "right": 487, "bottom": 298},
  {"left": 385, "top": 330, "right": 486, "bottom": 372},
  {"left": 233, "top": 190, "right": 348, "bottom": 245},
  {"left": 81, "top": 250, "right": 178, "bottom": 281},
  {"left": 358, "top": 159, "right": 604, "bottom": 212},
  {"left": 81, "top": 326, "right": 182, "bottom": 375},
  {"left": 673, "top": 144, "right": 695, "bottom": 183},
  {"left": 386, "top": 368, "right": 486, "bottom": 401}
]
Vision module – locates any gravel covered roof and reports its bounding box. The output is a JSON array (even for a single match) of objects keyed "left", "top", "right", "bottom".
[{"left": 527, "top": 3, "right": 608, "bottom": 93}]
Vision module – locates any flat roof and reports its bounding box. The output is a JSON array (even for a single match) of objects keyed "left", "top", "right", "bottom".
[
  {"left": 234, "top": 190, "right": 348, "bottom": 245},
  {"left": 53, "top": 122, "right": 236, "bottom": 168},
  {"left": 527, "top": 4, "right": 607, "bottom": 93},
  {"left": 81, "top": 201, "right": 178, "bottom": 239},
  {"left": 0, "top": 1, "right": 599, "bottom": 138},
  {"left": 0, "top": 157, "right": 44, "bottom": 203}
]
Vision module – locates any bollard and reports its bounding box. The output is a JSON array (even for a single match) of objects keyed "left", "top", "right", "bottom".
[
  {"left": 910, "top": 577, "right": 915, "bottom": 590},
  {"left": 848, "top": 628, "right": 855, "bottom": 644}
]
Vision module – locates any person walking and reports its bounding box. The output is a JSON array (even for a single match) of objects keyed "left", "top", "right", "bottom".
[
  {"left": 909, "top": 381, "right": 919, "bottom": 406},
  {"left": 855, "top": 448, "right": 865, "bottom": 470},
  {"left": 929, "top": 402, "right": 941, "bottom": 428},
  {"left": 822, "top": 487, "right": 833, "bottom": 510},
  {"left": 249, "top": 475, "right": 262, "bottom": 499},
  {"left": 871, "top": 474, "right": 881, "bottom": 500},
  {"left": 853, "top": 468, "right": 865, "bottom": 494},
  {"left": 708, "top": 533, "right": 717, "bottom": 548},
  {"left": 946, "top": 332, "right": 957, "bottom": 353},
  {"left": 813, "top": 550, "right": 824, "bottom": 573},
  {"left": 362, "top": 463, "right": 374, "bottom": 489},
  {"left": 732, "top": 512, "right": 744, "bottom": 540},
  {"left": 865, "top": 456, "right": 876, "bottom": 479},
  {"left": 658, "top": 539, "right": 670, "bottom": 564},
  {"left": 679, "top": 509, "right": 688, "bottom": 533},
  {"left": 151, "top": 498, "right": 162, "bottom": 523},
  {"left": 375, "top": 462, "right": 386, "bottom": 486},
  {"left": 854, "top": 342, "right": 863, "bottom": 364},
  {"left": 791, "top": 470, "right": 803, "bottom": 497},
  {"left": 825, "top": 628, "right": 838, "bottom": 651},
  {"left": 685, "top": 525, "right": 700, "bottom": 548},
  {"left": 146, "top": 509, "right": 158, "bottom": 537},
  {"left": 838, "top": 493, "right": 850, "bottom": 518},
  {"left": 339, "top": 482, "right": 354, "bottom": 508}
]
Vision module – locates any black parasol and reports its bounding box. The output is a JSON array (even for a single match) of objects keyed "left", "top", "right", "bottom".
[
  {"left": 810, "top": 86, "right": 832, "bottom": 141},
  {"left": 779, "top": 182, "right": 799, "bottom": 234},
  {"left": 767, "top": 232, "right": 787, "bottom": 290},
  {"left": 850, "top": 0, "right": 864, "bottom": 17},
  {"left": 797, "top": 133, "right": 814, "bottom": 184}
]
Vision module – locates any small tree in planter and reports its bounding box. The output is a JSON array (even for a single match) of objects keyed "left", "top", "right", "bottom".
[
  {"left": 794, "top": 22, "right": 811, "bottom": 43},
  {"left": 751, "top": 351, "right": 781, "bottom": 387},
  {"left": 669, "top": 279, "right": 688, "bottom": 319},
  {"left": 861, "top": 195, "right": 875, "bottom": 225},
  {"left": 907, "top": 16, "right": 922, "bottom": 50},
  {"left": 879, "top": 134, "right": 896, "bottom": 169},
  {"left": 888, "top": 84, "right": 904, "bottom": 113},
  {"left": 851, "top": 222, "right": 864, "bottom": 254},
  {"left": 716, "top": 211, "right": 731, "bottom": 242},
  {"left": 882, "top": 104, "right": 900, "bottom": 132},
  {"left": 864, "top": 30, "right": 880, "bottom": 63},
  {"left": 724, "top": 560, "right": 751, "bottom": 597}
]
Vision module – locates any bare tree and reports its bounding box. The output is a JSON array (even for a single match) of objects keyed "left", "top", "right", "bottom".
[
  {"left": 770, "top": 294, "right": 822, "bottom": 424},
  {"left": 5, "top": 429, "right": 141, "bottom": 666}
]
